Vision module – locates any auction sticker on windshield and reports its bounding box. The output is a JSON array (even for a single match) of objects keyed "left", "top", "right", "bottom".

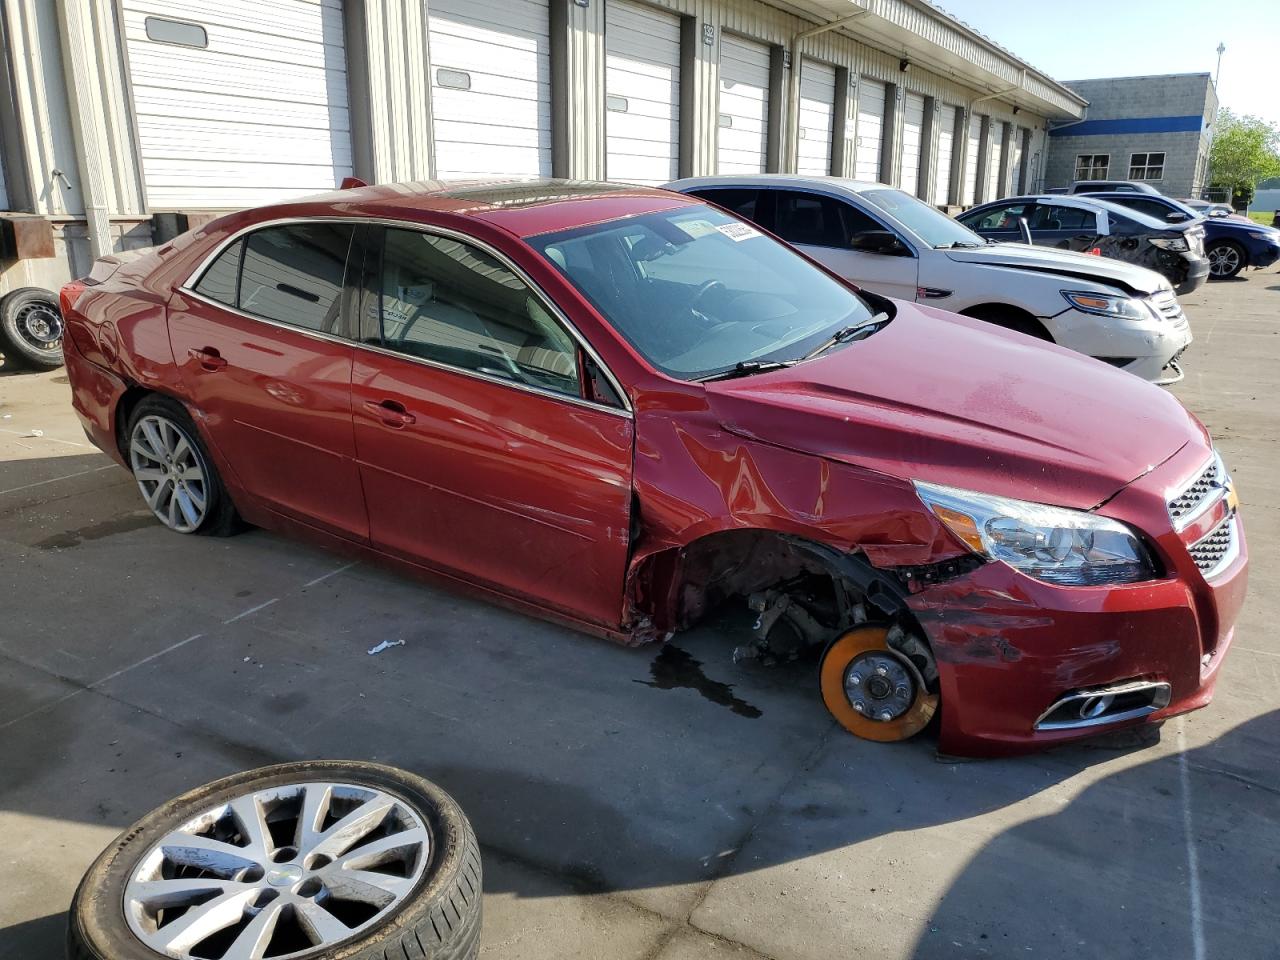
[{"left": 715, "top": 221, "right": 763, "bottom": 242}]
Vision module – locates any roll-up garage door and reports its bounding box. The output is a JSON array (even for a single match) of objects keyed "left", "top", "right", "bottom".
[
  {"left": 962, "top": 114, "right": 981, "bottom": 205},
  {"left": 121, "top": 0, "right": 351, "bottom": 208},
  {"left": 934, "top": 104, "right": 957, "bottom": 205},
  {"left": 717, "top": 34, "right": 770, "bottom": 174},
  {"left": 899, "top": 92, "right": 925, "bottom": 195},
  {"left": 796, "top": 60, "right": 836, "bottom": 177},
  {"left": 855, "top": 78, "right": 886, "bottom": 182},
  {"left": 606, "top": 1, "right": 682, "bottom": 185},
  {"left": 428, "top": 0, "right": 552, "bottom": 180},
  {"left": 986, "top": 121, "right": 1005, "bottom": 201}
]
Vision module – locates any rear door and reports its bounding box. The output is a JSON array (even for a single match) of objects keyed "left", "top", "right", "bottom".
[
  {"left": 771, "top": 189, "right": 918, "bottom": 300},
  {"left": 958, "top": 201, "right": 1036, "bottom": 244},
  {"left": 349, "top": 225, "right": 634, "bottom": 627},
  {"left": 170, "top": 221, "right": 367, "bottom": 540},
  {"left": 1027, "top": 202, "right": 1104, "bottom": 251}
]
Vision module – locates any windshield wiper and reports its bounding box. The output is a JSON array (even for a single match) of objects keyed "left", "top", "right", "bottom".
[
  {"left": 802, "top": 312, "right": 890, "bottom": 360},
  {"left": 699, "top": 360, "right": 794, "bottom": 382},
  {"left": 935, "top": 240, "right": 985, "bottom": 249}
]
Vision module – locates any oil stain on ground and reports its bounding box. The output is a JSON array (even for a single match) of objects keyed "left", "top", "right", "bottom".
[
  {"left": 34, "top": 512, "right": 155, "bottom": 549},
  {"left": 637, "top": 644, "right": 762, "bottom": 719}
]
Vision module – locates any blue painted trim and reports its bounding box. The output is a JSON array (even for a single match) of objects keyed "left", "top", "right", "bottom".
[{"left": 1049, "top": 115, "right": 1205, "bottom": 137}]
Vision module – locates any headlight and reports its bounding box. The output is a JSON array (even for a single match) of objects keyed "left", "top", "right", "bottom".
[
  {"left": 914, "top": 481, "right": 1157, "bottom": 586},
  {"left": 1060, "top": 290, "right": 1154, "bottom": 321},
  {"left": 1149, "top": 237, "right": 1190, "bottom": 252}
]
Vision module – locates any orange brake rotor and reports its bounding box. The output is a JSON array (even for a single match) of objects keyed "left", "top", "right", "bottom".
[{"left": 819, "top": 625, "right": 938, "bottom": 742}]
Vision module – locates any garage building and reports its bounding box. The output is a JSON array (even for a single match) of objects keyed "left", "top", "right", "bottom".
[{"left": 0, "top": 0, "right": 1085, "bottom": 295}]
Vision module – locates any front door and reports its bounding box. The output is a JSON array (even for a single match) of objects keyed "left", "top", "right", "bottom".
[
  {"left": 770, "top": 189, "right": 920, "bottom": 300},
  {"left": 349, "top": 225, "right": 634, "bottom": 627},
  {"left": 169, "top": 222, "right": 368, "bottom": 541}
]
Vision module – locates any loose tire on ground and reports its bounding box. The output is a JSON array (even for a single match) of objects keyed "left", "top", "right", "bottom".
[
  {"left": 0, "top": 286, "right": 65, "bottom": 369},
  {"left": 1207, "top": 240, "right": 1245, "bottom": 279},
  {"left": 125, "top": 394, "right": 242, "bottom": 536},
  {"left": 67, "top": 761, "right": 483, "bottom": 960}
]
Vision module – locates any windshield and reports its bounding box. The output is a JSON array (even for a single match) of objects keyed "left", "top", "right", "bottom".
[
  {"left": 860, "top": 188, "right": 985, "bottom": 248},
  {"left": 528, "top": 206, "right": 881, "bottom": 381}
]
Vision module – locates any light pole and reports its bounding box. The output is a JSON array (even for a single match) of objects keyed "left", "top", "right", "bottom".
[{"left": 1215, "top": 42, "right": 1226, "bottom": 87}]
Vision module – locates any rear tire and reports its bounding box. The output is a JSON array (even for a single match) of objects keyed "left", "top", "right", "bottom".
[
  {"left": 0, "top": 287, "right": 65, "bottom": 369},
  {"left": 66, "top": 761, "right": 482, "bottom": 960},
  {"left": 125, "top": 395, "right": 242, "bottom": 536},
  {"left": 1207, "top": 240, "right": 1245, "bottom": 279}
]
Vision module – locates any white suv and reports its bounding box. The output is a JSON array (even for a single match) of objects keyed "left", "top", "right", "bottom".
[{"left": 665, "top": 175, "right": 1192, "bottom": 384}]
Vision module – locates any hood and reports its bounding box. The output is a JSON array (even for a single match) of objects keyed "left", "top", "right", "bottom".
[
  {"left": 945, "top": 243, "right": 1168, "bottom": 295},
  {"left": 705, "top": 303, "right": 1204, "bottom": 510}
]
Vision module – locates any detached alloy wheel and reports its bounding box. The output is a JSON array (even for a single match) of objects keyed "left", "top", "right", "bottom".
[
  {"left": 819, "top": 625, "right": 938, "bottom": 742},
  {"left": 1207, "top": 240, "right": 1244, "bottom": 279},
  {"left": 0, "top": 286, "right": 65, "bottom": 369},
  {"left": 68, "top": 761, "right": 482, "bottom": 960}
]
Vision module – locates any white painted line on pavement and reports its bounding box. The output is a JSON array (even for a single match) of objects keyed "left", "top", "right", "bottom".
[
  {"left": 303, "top": 560, "right": 359, "bottom": 588},
  {"left": 0, "top": 427, "right": 86, "bottom": 447},
  {"left": 0, "top": 464, "right": 115, "bottom": 497},
  {"left": 223, "top": 598, "right": 279, "bottom": 624},
  {"left": 1177, "top": 719, "right": 1207, "bottom": 960}
]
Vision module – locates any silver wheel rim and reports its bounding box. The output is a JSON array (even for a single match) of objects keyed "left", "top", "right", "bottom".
[
  {"left": 843, "top": 650, "right": 921, "bottom": 722},
  {"left": 15, "top": 300, "right": 63, "bottom": 352},
  {"left": 1209, "top": 244, "right": 1240, "bottom": 276},
  {"left": 123, "top": 781, "right": 431, "bottom": 960},
  {"left": 129, "top": 415, "right": 209, "bottom": 533}
]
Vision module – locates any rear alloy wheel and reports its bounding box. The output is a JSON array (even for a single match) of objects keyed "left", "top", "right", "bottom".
[
  {"left": 1207, "top": 240, "right": 1245, "bottom": 279},
  {"left": 126, "top": 395, "right": 241, "bottom": 536},
  {"left": 819, "top": 625, "right": 938, "bottom": 742},
  {"left": 67, "top": 761, "right": 482, "bottom": 960},
  {"left": 0, "top": 286, "right": 65, "bottom": 369}
]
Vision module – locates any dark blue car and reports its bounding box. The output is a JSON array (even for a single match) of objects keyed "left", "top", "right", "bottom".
[{"left": 1082, "top": 192, "right": 1280, "bottom": 279}]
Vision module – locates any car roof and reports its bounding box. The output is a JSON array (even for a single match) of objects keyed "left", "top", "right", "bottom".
[
  {"left": 665, "top": 174, "right": 892, "bottom": 195},
  {"left": 252, "top": 178, "right": 699, "bottom": 239}
]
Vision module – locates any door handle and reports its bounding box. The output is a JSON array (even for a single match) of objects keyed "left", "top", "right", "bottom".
[
  {"left": 188, "top": 346, "right": 227, "bottom": 371},
  {"left": 363, "top": 399, "right": 416, "bottom": 427}
]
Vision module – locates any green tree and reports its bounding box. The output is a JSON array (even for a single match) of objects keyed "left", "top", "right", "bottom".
[{"left": 1209, "top": 109, "right": 1280, "bottom": 199}]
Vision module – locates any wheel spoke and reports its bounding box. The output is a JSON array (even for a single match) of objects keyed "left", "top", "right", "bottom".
[
  {"left": 295, "top": 783, "right": 333, "bottom": 852},
  {"left": 184, "top": 482, "right": 207, "bottom": 511},
  {"left": 330, "top": 828, "right": 429, "bottom": 873},
  {"left": 228, "top": 795, "right": 272, "bottom": 860},
  {"left": 131, "top": 440, "right": 164, "bottom": 465},
  {"left": 129, "top": 877, "right": 246, "bottom": 909},
  {"left": 321, "top": 867, "right": 411, "bottom": 908},
  {"left": 294, "top": 899, "right": 353, "bottom": 945},
  {"left": 157, "top": 831, "right": 261, "bottom": 875},
  {"left": 179, "top": 464, "right": 204, "bottom": 483},
  {"left": 307, "top": 797, "right": 396, "bottom": 861},
  {"left": 176, "top": 488, "right": 202, "bottom": 527},
  {"left": 167, "top": 487, "right": 180, "bottom": 527},
  {"left": 153, "top": 888, "right": 255, "bottom": 954},
  {"left": 220, "top": 898, "right": 284, "bottom": 960},
  {"left": 140, "top": 420, "right": 167, "bottom": 460},
  {"left": 146, "top": 478, "right": 170, "bottom": 510},
  {"left": 135, "top": 467, "right": 167, "bottom": 484}
]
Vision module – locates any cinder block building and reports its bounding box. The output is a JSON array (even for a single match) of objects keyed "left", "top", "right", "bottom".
[
  {"left": 1042, "top": 73, "right": 1217, "bottom": 198},
  {"left": 0, "top": 0, "right": 1087, "bottom": 296}
]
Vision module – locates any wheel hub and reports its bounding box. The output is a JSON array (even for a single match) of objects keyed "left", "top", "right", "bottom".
[
  {"left": 266, "top": 863, "right": 305, "bottom": 887},
  {"left": 844, "top": 651, "right": 916, "bottom": 722},
  {"left": 17, "top": 303, "right": 63, "bottom": 348}
]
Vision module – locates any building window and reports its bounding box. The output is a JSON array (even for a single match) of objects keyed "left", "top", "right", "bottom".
[
  {"left": 1129, "top": 152, "right": 1166, "bottom": 181},
  {"left": 1074, "top": 154, "right": 1109, "bottom": 180}
]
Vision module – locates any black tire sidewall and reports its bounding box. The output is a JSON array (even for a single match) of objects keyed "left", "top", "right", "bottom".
[
  {"left": 1208, "top": 241, "right": 1245, "bottom": 279},
  {"left": 68, "top": 761, "right": 479, "bottom": 960},
  {"left": 125, "top": 395, "right": 227, "bottom": 536},
  {"left": 0, "top": 287, "right": 65, "bottom": 369}
]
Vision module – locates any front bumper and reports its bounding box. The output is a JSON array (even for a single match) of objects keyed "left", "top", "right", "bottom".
[
  {"left": 1249, "top": 240, "right": 1280, "bottom": 269},
  {"left": 1046, "top": 306, "right": 1192, "bottom": 385},
  {"left": 1173, "top": 253, "right": 1210, "bottom": 294},
  {"left": 905, "top": 445, "right": 1248, "bottom": 757}
]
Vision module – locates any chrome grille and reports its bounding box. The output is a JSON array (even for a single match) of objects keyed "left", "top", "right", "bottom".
[
  {"left": 1167, "top": 456, "right": 1221, "bottom": 525},
  {"left": 1150, "top": 290, "right": 1188, "bottom": 326},
  {"left": 1189, "top": 515, "right": 1236, "bottom": 578}
]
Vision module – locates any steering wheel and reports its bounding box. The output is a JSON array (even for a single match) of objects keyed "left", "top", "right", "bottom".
[{"left": 690, "top": 279, "right": 727, "bottom": 313}]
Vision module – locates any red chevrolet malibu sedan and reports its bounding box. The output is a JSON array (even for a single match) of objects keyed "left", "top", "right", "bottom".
[{"left": 60, "top": 180, "right": 1247, "bottom": 756}]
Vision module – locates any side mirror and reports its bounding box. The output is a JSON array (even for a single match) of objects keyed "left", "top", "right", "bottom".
[
  {"left": 1165, "top": 212, "right": 1189, "bottom": 222},
  {"left": 1016, "top": 216, "right": 1033, "bottom": 245},
  {"left": 849, "top": 230, "right": 908, "bottom": 256}
]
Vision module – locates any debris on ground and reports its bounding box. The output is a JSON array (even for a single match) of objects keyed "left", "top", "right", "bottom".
[{"left": 367, "top": 639, "right": 406, "bottom": 656}]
